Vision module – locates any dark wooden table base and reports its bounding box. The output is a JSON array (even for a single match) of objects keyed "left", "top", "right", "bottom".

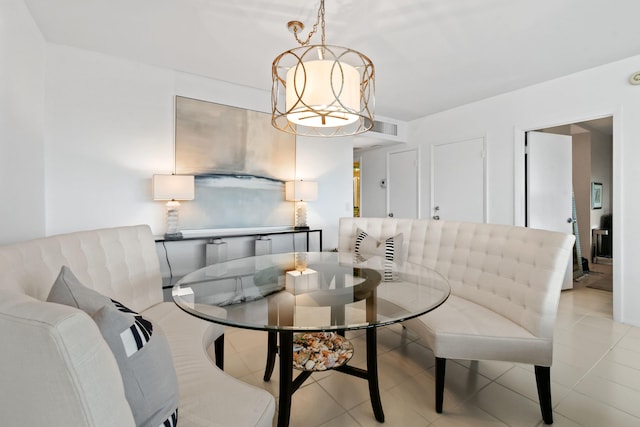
[{"left": 263, "top": 329, "right": 384, "bottom": 427}]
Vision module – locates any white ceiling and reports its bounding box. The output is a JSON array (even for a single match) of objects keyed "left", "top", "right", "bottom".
[{"left": 24, "top": 0, "right": 640, "bottom": 123}]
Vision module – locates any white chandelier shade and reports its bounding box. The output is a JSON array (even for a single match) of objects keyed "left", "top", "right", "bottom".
[{"left": 285, "top": 57, "right": 360, "bottom": 128}]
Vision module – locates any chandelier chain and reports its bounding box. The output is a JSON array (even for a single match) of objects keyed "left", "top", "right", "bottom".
[{"left": 293, "top": 0, "right": 326, "bottom": 46}]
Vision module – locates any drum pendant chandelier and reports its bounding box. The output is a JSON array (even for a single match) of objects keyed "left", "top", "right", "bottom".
[{"left": 271, "top": 0, "right": 375, "bottom": 137}]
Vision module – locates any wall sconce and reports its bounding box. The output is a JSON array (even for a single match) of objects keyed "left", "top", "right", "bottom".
[
  {"left": 153, "top": 174, "right": 194, "bottom": 239},
  {"left": 285, "top": 180, "right": 318, "bottom": 230}
]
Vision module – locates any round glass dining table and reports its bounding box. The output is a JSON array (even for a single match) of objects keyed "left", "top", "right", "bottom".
[{"left": 173, "top": 252, "right": 450, "bottom": 427}]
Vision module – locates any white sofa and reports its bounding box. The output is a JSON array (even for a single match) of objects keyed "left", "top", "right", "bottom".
[
  {"left": 338, "top": 217, "right": 575, "bottom": 425},
  {"left": 0, "top": 225, "right": 275, "bottom": 427}
]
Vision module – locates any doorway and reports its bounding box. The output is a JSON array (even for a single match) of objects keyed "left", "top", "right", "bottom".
[{"left": 527, "top": 117, "right": 613, "bottom": 293}]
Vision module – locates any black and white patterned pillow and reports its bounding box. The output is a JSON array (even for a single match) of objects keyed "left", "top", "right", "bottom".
[
  {"left": 48, "top": 266, "right": 179, "bottom": 427},
  {"left": 162, "top": 410, "right": 178, "bottom": 427},
  {"left": 354, "top": 228, "right": 403, "bottom": 261},
  {"left": 353, "top": 229, "right": 403, "bottom": 281},
  {"left": 111, "top": 299, "right": 153, "bottom": 357},
  {"left": 93, "top": 303, "right": 178, "bottom": 427}
]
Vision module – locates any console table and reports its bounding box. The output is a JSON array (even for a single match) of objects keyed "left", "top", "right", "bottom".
[
  {"left": 155, "top": 227, "right": 322, "bottom": 252},
  {"left": 156, "top": 228, "right": 323, "bottom": 292}
]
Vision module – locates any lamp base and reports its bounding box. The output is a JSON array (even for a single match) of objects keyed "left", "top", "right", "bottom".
[
  {"left": 164, "top": 232, "right": 184, "bottom": 240},
  {"left": 293, "top": 226, "right": 310, "bottom": 230}
]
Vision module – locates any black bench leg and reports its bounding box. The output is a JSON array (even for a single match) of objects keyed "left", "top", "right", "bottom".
[
  {"left": 535, "top": 365, "right": 553, "bottom": 424},
  {"left": 435, "top": 357, "right": 446, "bottom": 413},
  {"left": 214, "top": 334, "right": 224, "bottom": 370}
]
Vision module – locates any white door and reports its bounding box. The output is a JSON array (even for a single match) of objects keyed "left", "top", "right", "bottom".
[
  {"left": 388, "top": 149, "right": 418, "bottom": 219},
  {"left": 526, "top": 131, "right": 574, "bottom": 289},
  {"left": 431, "top": 137, "right": 485, "bottom": 222}
]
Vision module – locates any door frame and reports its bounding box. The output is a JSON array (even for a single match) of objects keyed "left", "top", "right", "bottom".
[
  {"left": 513, "top": 109, "right": 623, "bottom": 322},
  {"left": 386, "top": 147, "right": 421, "bottom": 218}
]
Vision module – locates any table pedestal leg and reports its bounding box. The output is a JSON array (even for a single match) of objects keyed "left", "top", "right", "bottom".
[
  {"left": 270, "top": 328, "right": 384, "bottom": 426},
  {"left": 366, "top": 327, "right": 384, "bottom": 422},
  {"left": 264, "top": 331, "right": 277, "bottom": 381},
  {"left": 277, "top": 331, "right": 293, "bottom": 427},
  {"left": 333, "top": 328, "right": 384, "bottom": 422}
]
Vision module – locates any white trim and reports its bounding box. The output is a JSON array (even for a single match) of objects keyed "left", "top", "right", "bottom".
[{"left": 612, "top": 108, "right": 623, "bottom": 323}]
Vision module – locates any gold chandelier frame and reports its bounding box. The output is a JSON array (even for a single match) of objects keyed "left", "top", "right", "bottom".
[{"left": 271, "top": 0, "right": 375, "bottom": 137}]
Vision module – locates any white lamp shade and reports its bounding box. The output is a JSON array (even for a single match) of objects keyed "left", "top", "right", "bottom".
[
  {"left": 153, "top": 175, "right": 195, "bottom": 201},
  {"left": 285, "top": 59, "right": 360, "bottom": 127},
  {"left": 285, "top": 181, "right": 318, "bottom": 202}
]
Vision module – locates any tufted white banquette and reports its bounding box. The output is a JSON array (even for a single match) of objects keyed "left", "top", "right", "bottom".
[
  {"left": 0, "top": 225, "right": 275, "bottom": 427},
  {"left": 339, "top": 217, "right": 575, "bottom": 425}
]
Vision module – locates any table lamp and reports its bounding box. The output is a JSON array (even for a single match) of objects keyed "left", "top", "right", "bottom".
[
  {"left": 153, "top": 174, "right": 194, "bottom": 239},
  {"left": 285, "top": 180, "right": 318, "bottom": 230}
]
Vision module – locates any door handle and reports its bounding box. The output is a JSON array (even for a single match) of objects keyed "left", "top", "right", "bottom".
[
  {"left": 388, "top": 213, "right": 394, "bottom": 218},
  {"left": 567, "top": 217, "right": 576, "bottom": 224}
]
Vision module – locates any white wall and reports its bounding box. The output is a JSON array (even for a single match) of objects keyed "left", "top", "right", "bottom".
[
  {"left": 0, "top": 15, "right": 352, "bottom": 284},
  {"left": 44, "top": 45, "right": 175, "bottom": 235},
  {"left": 42, "top": 44, "right": 349, "bottom": 248},
  {"left": 296, "top": 136, "right": 355, "bottom": 251},
  {"left": 360, "top": 54, "right": 640, "bottom": 326},
  {"left": 0, "top": 0, "right": 46, "bottom": 244}
]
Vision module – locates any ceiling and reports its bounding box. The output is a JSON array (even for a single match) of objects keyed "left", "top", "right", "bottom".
[{"left": 24, "top": 0, "right": 640, "bottom": 124}]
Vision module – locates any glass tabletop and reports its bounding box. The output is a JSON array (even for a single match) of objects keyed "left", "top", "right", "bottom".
[{"left": 173, "top": 252, "right": 450, "bottom": 332}]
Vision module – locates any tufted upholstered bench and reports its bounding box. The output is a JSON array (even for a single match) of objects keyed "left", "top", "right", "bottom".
[
  {"left": 338, "top": 217, "right": 575, "bottom": 425},
  {"left": 0, "top": 225, "right": 275, "bottom": 426}
]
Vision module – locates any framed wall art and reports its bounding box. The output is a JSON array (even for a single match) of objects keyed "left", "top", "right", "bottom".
[
  {"left": 174, "top": 96, "right": 296, "bottom": 229},
  {"left": 591, "top": 182, "right": 603, "bottom": 209}
]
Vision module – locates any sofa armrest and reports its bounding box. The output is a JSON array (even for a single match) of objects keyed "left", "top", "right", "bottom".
[{"left": 0, "top": 290, "right": 135, "bottom": 427}]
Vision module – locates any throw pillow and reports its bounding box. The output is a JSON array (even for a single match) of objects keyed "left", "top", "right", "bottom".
[
  {"left": 93, "top": 302, "right": 179, "bottom": 427},
  {"left": 46, "top": 265, "right": 110, "bottom": 315},
  {"left": 354, "top": 228, "right": 403, "bottom": 261},
  {"left": 47, "top": 266, "right": 179, "bottom": 427}
]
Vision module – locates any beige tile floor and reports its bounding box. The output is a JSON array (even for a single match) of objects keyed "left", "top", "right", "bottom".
[{"left": 223, "top": 285, "right": 640, "bottom": 426}]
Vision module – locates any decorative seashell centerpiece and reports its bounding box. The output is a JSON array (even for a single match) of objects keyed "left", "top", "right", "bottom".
[{"left": 292, "top": 332, "right": 354, "bottom": 371}]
